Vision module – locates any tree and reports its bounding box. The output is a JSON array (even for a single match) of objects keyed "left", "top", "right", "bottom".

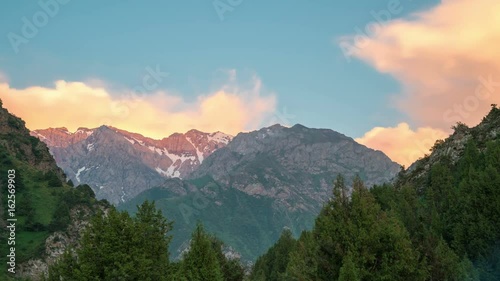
[
  {"left": 285, "top": 231, "right": 319, "bottom": 280},
  {"left": 45, "top": 171, "right": 63, "bottom": 187},
  {"left": 132, "top": 201, "right": 173, "bottom": 279},
  {"left": 47, "top": 201, "right": 173, "bottom": 280},
  {"left": 178, "top": 223, "right": 224, "bottom": 281},
  {"left": 210, "top": 236, "right": 245, "bottom": 281},
  {"left": 311, "top": 176, "right": 425, "bottom": 280},
  {"left": 250, "top": 228, "right": 297, "bottom": 281}
]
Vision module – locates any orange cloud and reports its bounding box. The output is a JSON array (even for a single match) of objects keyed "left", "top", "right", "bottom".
[
  {"left": 356, "top": 123, "right": 448, "bottom": 166},
  {"left": 345, "top": 0, "right": 500, "bottom": 164},
  {"left": 346, "top": 0, "right": 500, "bottom": 129},
  {"left": 0, "top": 74, "right": 276, "bottom": 139}
]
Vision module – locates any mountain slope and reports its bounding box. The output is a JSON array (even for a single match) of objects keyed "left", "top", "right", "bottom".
[
  {"left": 190, "top": 124, "right": 400, "bottom": 211},
  {"left": 402, "top": 104, "right": 500, "bottom": 189},
  {"left": 0, "top": 100, "right": 108, "bottom": 280},
  {"left": 249, "top": 105, "right": 500, "bottom": 280},
  {"left": 121, "top": 123, "right": 401, "bottom": 261},
  {"left": 31, "top": 126, "right": 232, "bottom": 204}
]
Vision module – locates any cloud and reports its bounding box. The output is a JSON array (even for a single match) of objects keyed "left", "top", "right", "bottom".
[
  {"left": 347, "top": 0, "right": 500, "bottom": 129},
  {"left": 0, "top": 72, "right": 9, "bottom": 83},
  {"left": 356, "top": 123, "right": 448, "bottom": 166},
  {"left": 0, "top": 74, "right": 276, "bottom": 139},
  {"left": 344, "top": 0, "right": 500, "bottom": 164}
]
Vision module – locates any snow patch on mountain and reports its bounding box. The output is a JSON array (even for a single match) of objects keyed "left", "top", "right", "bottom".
[
  {"left": 124, "top": 136, "right": 135, "bottom": 144},
  {"left": 186, "top": 136, "right": 204, "bottom": 163},
  {"left": 208, "top": 132, "right": 232, "bottom": 144},
  {"left": 155, "top": 166, "right": 181, "bottom": 178},
  {"left": 75, "top": 166, "right": 86, "bottom": 183},
  {"left": 162, "top": 148, "right": 196, "bottom": 163}
]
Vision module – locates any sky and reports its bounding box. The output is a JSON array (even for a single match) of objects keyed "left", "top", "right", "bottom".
[{"left": 1, "top": 0, "right": 499, "bottom": 166}]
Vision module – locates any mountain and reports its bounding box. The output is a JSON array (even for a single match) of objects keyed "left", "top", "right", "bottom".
[
  {"left": 249, "top": 105, "right": 500, "bottom": 280},
  {"left": 121, "top": 123, "right": 401, "bottom": 261},
  {"left": 0, "top": 100, "right": 108, "bottom": 280},
  {"left": 189, "top": 124, "right": 400, "bottom": 209},
  {"left": 31, "top": 126, "right": 232, "bottom": 204}
]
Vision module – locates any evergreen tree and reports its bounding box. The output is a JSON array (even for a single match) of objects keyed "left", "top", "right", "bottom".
[
  {"left": 209, "top": 236, "right": 245, "bottom": 281},
  {"left": 178, "top": 223, "right": 224, "bottom": 281},
  {"left": 249, "top": 228, "right": 297, "bottom": 281},
  {"left": 46, "top": 201, "right": 173, "bottom": 280},
  {"left": 285, "top": 231, "right": 319, "bottom": 280}
]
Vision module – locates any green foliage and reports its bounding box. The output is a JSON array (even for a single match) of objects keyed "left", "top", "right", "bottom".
[
  {"left": 285, "top": 231, "right": 319, "bottom": 280},
  {"left": 0, "top": 149, "right": 94, "bottom": 277},
  {"left": 251, "top": 144, "right": 500, "bottom": 281},
  {"left": 210, "top": 236, "right": 245, "bottom": 281},
  {"left": 338, "top": 252, "right": 360, "bottom": 281},
  {"left": 46, "top": 201, "right": 174, "bottom": 280},
  {"left": 44, "top": 171, "right": 63, "bottom": 187},
  {"left": 119, "top": 181, "right": 311, "bottom": 261},
  {"left": 177, "top": 223, "right": 224, "bottom": 281},
  {"left": 250, "top": 228, "right": 296, "bottom": 281}
]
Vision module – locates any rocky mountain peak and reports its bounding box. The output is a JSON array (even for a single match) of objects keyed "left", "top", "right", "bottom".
[
  {"left": 32, "top": 124, "right": 233, "bottom": 204},
  {"left": 30, "top": 127, "right": 94, "bottom": 148},
  {"left": 190, "top": 124, "right": 400, "bottom": 212}
]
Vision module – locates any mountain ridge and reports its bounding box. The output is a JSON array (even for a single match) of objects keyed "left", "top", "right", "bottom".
[
  {"left": 120, "top": 122, "right": 401, "bottom": 261},
  {"left": 31, "top": 125, "right": 233, "bottom": 204}
]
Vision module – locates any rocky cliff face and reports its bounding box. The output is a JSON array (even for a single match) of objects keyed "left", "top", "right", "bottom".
[
  {"left": 404, "top": 105, "right": 500, "bottom": 188},
  {"left": 190, "top": 124, "right": 400, "bottom": 212},
  {"left": 31, "top": 126, "right": 232, "bottom": 204}
]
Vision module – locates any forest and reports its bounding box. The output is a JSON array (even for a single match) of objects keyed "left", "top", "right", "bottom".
[{"left": 47, "top": 136, "right": 500, "bottom": 280}]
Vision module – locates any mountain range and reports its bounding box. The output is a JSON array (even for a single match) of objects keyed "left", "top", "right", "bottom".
[
  {"left": 30, "top": 126, "right": 232, "bottom": 204},
  {"left": 31, "top": 122, "right": 401, "bottom": 260},
  {"left": 4, "top": 96, "right": 499, "bottom": 280}
]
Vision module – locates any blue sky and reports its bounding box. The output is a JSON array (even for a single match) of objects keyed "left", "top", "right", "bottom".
[
  {"left": 0, "top": 0, "right": 440, "bottom": 139},
  {"left": 7, "top": 0, "right": 497, "bottom": 167}
]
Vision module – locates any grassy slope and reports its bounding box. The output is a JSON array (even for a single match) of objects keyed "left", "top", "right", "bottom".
[
  {"left": 0, "top": 155, "right": 69, "bottom": 278},
  {"left": 0, "top": 102, "right": 106, "bottom": 280}
]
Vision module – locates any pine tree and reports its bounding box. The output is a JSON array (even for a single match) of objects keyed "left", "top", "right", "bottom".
[
  {"left": 313, "top": 174, "right": 351, "bottom": 280},
  {"left": 209, "top": 235, "right": 245, "bottom": 281},
  {"left": 285, "top": 231, "right": 319, "bottom": 280},
  {"left": 249, "top": 228, "right": 297, "bottom": 281},
  {"left": 47, "top": 201, "right": 173, "bottom": 280},
  {"left": 132, "top": 201, "right": 173, "bottom": 280},
  {"left": 178, "top": 223, "right": 224, "bottom": 281}
]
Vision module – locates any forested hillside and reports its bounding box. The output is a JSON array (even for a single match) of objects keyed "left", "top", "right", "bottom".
[
  {"left": 0, "top": 100, "right": 109, "bottom": 280},
  {"left": 3, "top": 101, "right": 499, "bottom": 280},
  {"left": 46, "top": 201, "right": 246, "bottom": 281},
  {"left": 250, "top": 105, "right": 500, "bottom": 280}
]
